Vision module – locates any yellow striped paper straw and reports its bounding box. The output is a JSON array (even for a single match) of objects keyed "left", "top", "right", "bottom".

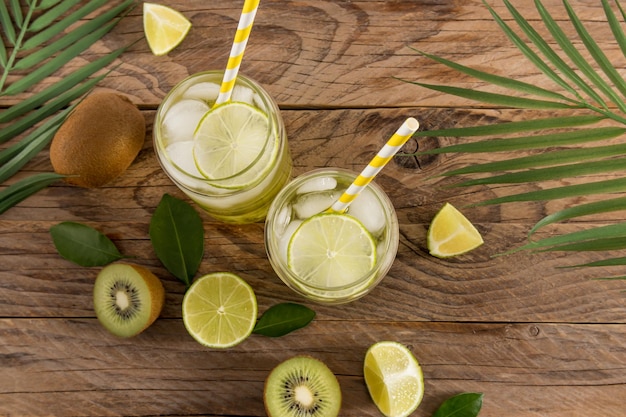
[
  {"left": 215, "top": 0, "right": 260, "bottom": 106},
  {"left": 329, "top": 117, "right": 419, "bottom": 213}
]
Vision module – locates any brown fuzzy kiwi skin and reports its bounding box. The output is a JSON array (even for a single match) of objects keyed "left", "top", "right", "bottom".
[
  {"left": 50, "top": 92, "right": 146, "bottom": 188},
  {"left": 263, "top": 355, "right": 342, "bottom": 417},
  {"left": 94, "top": 263, "right": 165, "bottom": 338}
]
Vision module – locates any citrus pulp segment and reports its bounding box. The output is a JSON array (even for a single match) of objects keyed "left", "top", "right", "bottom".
[
  {"left": 182, "top": 272, "right": 257, "bottom": 348},
  {"left": 427, "top": 202, "right": 483, "bottom": 258},
  {"left": 143, "top": 3, "right": 191, "bottom": 56},
  {"left": 287, "top": 213, "right": 376, "bottom": 287},
  {"left": 193, "top": 101, "right": 276, "bottom": 189},
  {"left": 364, "top": 341, "right": 424, "bottom": 417}
]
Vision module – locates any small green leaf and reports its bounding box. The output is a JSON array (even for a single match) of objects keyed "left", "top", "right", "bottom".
[
  {"left": 50, "top": 222, "right": 124, "bottom": 267},
  {"left": 433, "top": 392, "right": 483, "bottom": 417},
  {"left": 149, "top": 194, "right": 204, "bottom": 287},
  {"left": 253, "top": 303, "right": 316, "bottom": 337}
]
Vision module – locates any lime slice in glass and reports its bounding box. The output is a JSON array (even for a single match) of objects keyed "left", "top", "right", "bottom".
[
  {"left": 193, "top": 101, "right": 276, "bottom": 189},
  {"left": 143, "top": 3, "right": 191, "bottom": 56},
  {"left": 182, "top": 272, "right": 257, "bottom": 348},
  {"left": 427, "top": 202, "right": 484, "bottom": 258},
  {"left": 287, "top": 213, "right": 376, "bottom": 287},
  {"left": 364, "top": 341, "right": 424, "bottom": 417}
]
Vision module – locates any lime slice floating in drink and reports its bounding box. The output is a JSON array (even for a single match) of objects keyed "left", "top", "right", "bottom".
[
  {"left": 427, "top": 202, "right": 484, "bottom": 258},
  {"left": 364, "top": 341, "right": 424, "bottom": 417},
  {"left": 193, "top": 101, "right": 276, "bottom": 189},
  {"left": 143, "top": 3, "right": 191, "bottom": 56},
  {"left": 182, "top": 272, "right": 257, "bottom": 348},
  {"left": 287, "top": 213, "right": 376, "bottom": 287}
]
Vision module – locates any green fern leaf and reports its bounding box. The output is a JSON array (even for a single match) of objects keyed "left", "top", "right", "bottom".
[{"left": 407, "top": 0, "right": 626, "bottom": 279}]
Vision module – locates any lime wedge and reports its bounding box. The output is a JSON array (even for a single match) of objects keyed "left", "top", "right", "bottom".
[
  {"left": 182, "top": 272, "right": 257, "bottom": 348},
  {"left": 193, "top": 101, "right": 276, "bottom": 189},
  {"left": 143, "top": 3, "right": 191, "bottom": 56},
  {"left": 287, "top": 213, "right": 376, "bottom": 287},
  {"left": 364, "top": 341, "right": 424, "bottom": 417},
  {"left": 427, "top": 202, "right": 483, "bottom": 258}
]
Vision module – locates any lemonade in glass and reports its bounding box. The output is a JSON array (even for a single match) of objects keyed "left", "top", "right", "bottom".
[
  {"left": 153, "top": 71, "right": 291, "bottom": 223},
  {"left": 264, "top": 168, "right": 399, "bottom": 304}
]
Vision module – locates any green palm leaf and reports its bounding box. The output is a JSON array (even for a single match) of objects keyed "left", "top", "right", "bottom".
[
  {"left": 0, "top": 0, "right": 135, "bottom": 214},
  {"left": 407, "top": 0, "right": 626, "bottom": 280}
]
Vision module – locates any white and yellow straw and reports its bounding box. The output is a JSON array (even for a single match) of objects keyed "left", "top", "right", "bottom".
[
  {"left": 215, "top": 0, "right": 260, "bottom": 106},
  {"left": 329, "top": 117, "right": 419, "bottom": 213}
]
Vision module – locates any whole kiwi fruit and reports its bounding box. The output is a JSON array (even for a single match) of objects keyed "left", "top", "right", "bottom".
[
  {"left": 93, "top": 263, "right": 165, "bottom": 338},
  {"left": 50, "top": 92, "right": 145, "bottom": 188},
  {"left": 264, "top": 355, "right": 342, "bottom": 417}
]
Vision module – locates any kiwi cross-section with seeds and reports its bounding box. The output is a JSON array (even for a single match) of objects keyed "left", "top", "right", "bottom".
[
  {"left": 264, "top": 355, "right": 341, "bottom": 417},
  {"left": 93, "top": 263, "right": 165, "bottom": 338}
]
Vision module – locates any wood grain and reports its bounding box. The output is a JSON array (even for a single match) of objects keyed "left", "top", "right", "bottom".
[{"left": 2, "top": 1, "right": 626, "bottom": 416}]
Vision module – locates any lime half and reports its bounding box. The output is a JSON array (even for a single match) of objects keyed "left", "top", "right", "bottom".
[
  {"left": 364, "top": 341, "right": 424, "bottom": 417},
  {"left": 193, "top": 101, "right": 276, "bottom": 189},
  {"left": 287, "top": 213, "right": 376, "bottom": 288},
  {"left": 182, "top": 272, "right": 257, "bottom": 348},
  {"left": 143, "top": 3, "right": 191, "bottom": 56},
  {"left": 427, "top": 202, "right": 483, "bottom": 258}
]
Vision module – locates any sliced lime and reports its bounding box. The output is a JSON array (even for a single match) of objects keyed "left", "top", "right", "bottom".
[
  {"left": 193, "top": 101, "right": 276, "bottom": 189},
  {"left": 182, "top": 272, "right": 257, "bottom": 348},
  {"left": 287, "top": 213, "right": 376, "bottom": 287},
  {"left": 143, "top": 3, "right": 191, "bottom": 56},
  {"left": 427, "top": 202, "right": 484, "bottom": 258},
  {"left": 364, "top": 341, "right": 424, "bottom": 417}
]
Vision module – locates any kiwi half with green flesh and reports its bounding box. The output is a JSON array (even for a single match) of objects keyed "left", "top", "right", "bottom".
[
  {"left": 93, "top": 263, "right": 164, "bottom": 338},
  {"left": 264, "top": 355, "right": 341, "bottom": 417}
]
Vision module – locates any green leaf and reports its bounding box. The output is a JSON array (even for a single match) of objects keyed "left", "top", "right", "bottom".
[
  {"left": 0, "top": 1, "right": 17, "bottom": 46},
  {"left": 50, "top": 222, "right": 124, "bottom": 267},
  {"left": 540, "top": 237, "right": 626, "bottom": 253},
  {"left": 0, "top": 173, "right": 64, "bottom": 215},
  {"left": 28, "top": 0, "right": 82, "bottom": 32},
  {"left": 603, "top": 0, "right": 626, "bottom": 60},
  {"left": 1, "top": 48, "right": 124, "bottom": 124},
  {"left": 408, "top": 48, "right": 571, "bottom": 103},
  {"left": 0, "top": 72, "right": 105, "bottom": 143},
  {"left": 514, "top": 222, "right": 626, "bottom": 253},
  {"left": 475, "top": 177, "right": 626, "bottom": 206},
  {"left": 565, "top": 0, "right": 626, "bottom": 102},
  {"left": 253, "top": 303, "right": 316, "bottom": 337},
  {"left": 149, "top": 194, "right": 204, "bottom": 288},
  {"left": 433, "top": 392, "right": 483, "bottom": 417},
  {"left": 20, "top": 0, "right": 132, "bottom": 53},
  {"left": 403, "top": 80, "right": 576, "bottom": 110},
  {"left": 442, "top": 143, "right": 626, "bottom": 177},
  {"left": 454, "top": 156, "right": 626, "bottom": 188},
  {"left": 418, "top": 126, "right": 626, "bottom": 155},
  {"left": 3, "top": 20, "right": 118, "bottom": 96},
  {"left": 500, "top": 0, "right": 605, "bottom": 107},
  {"left": 536, "top": 0, "right": 623, "bottom": 110},
  {"left": 413, "top": 114, "right": 605, "bottom": 139},
  {"left": 567, "top": 256, "right": 626, "bottom": 268},
  {"left": 530, "top": 196, "right": 626, "bottom": 236}
]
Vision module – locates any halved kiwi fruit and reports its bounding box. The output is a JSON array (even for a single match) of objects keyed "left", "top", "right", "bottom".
[
  {"left": 93, "top": 263, "right": 165, "bottom": 338},
  {"left": 264, "top": 355, "right": 341, "bottom": 417}
]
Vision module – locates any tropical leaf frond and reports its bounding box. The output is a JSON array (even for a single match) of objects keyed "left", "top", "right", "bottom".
[
  {"left": 0, "top": 0, "right": 134, "bottom": 214},
  {"left": 406, "top": 0, "right": 626, "bottom": 281}
]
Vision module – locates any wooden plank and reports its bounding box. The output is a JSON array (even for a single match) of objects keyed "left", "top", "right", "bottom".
[{"left": 1, "top": 319, "right": 625, "bottom": 416}]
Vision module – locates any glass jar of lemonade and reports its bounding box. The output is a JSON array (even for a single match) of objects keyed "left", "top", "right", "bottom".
[
  {"left": 153, "top": 71, "right": 292, "bottom": 223},
  {"left": 264, "top": 168, "right": 399, "bottom": 304}
]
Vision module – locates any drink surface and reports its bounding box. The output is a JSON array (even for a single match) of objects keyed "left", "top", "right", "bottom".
[
  {"left": 154, "top": 71, "right": 291, "bottom": 223},
  {"left": 265, "top": 169, "right": 399, "bottom": 304}
]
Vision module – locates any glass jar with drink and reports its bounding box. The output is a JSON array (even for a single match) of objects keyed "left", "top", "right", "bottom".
[{"left": 153, "top": 70, "right": 292, "bottom": 223}]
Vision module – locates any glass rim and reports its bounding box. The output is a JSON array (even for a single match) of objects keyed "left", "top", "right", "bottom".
[
  {"left": 265, "top": 168, "right": 399, "bottom": 292},
  {"left": 153, "top": 70, "right": 280, "bottom": 187}
]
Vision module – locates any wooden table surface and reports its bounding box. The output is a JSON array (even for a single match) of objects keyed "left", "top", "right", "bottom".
[{"left": 2, "top": 1, "right": 626, "bottom": 416}]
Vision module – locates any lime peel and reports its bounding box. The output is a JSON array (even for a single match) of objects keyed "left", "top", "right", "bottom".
[
  {"left": 192, "top": 101, "right": 275, "bottom": 189},
  {"left": 427, "top": 202, "right": 484, "bottom": 258},
  {"left": 287, "top": 213, "right": 376, "bottom": 287},
  {"left": 182, "top": 272, "right": 257, "bottom": 348},
  {"left": 364, "top": 341, "right": 424, "bottom": 417}
]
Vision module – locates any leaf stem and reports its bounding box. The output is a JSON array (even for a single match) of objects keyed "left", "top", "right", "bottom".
[{"left": 0, "top": 0, "right": 37, "bottom": 93}]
